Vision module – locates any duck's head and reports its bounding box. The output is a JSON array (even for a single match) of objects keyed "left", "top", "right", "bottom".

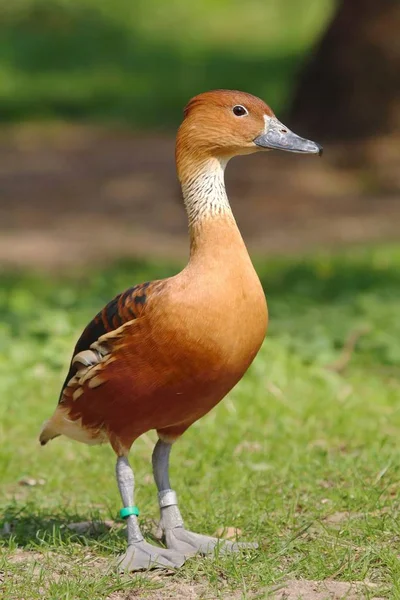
[{"left": 176, "top": 90, "right": 322, "bottom": 177}]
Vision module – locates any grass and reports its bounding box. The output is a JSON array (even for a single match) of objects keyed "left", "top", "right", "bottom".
[
  {"left": 0, "top": 0, "right": 334, "bottom": 126},
  {"left": 1, "top": 244, "right": 400, "bottom": 599}
]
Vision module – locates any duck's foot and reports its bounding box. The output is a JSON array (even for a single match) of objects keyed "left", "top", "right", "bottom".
[
  {"left": 116, "top": 540, "right": 185, "bottom": 572},
  {"left": 164, "top": 527, "right": 258, "bottom": 557}
]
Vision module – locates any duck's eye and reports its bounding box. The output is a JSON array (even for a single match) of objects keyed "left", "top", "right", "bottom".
[{"left": 232, "top": 105, "right": 248, "bottom": 117}]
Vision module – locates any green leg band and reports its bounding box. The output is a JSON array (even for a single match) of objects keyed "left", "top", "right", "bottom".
[{"left": 120, "top": 506, "right": 140, "bottom": 519}]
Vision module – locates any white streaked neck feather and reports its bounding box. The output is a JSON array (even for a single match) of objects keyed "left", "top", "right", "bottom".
[{"left": 181, "top": 157, "right": 233, "bottom": 226}]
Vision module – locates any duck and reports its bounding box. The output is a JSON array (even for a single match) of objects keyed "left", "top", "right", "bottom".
[{"left": 40, "top": 89, "right": 322, "bottom": 572}]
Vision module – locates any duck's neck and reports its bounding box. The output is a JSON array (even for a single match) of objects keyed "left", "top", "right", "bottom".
[
  {"left": 181, "top": 157, "right": 232, "bottom": 226},
  {"left": 179, "top": 157, "right": 249, "bottom": 266}
]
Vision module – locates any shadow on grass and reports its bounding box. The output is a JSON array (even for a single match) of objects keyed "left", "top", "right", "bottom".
[
  {"left": 0, "top": 502, "right": 165, "bottom": 552},
  {"left": 0, "top": 503, "right": 126, "bottom": 549},
  {"left": 1, "top": 251, "right": 400, "bottom": 328},
  {"left": 257, "top": 252, "right": 400, "bottom": 304}
]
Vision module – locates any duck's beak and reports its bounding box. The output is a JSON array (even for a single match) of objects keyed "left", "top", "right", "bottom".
[{"left": 254, "top": 117, "right": 323, "bottom": 156}]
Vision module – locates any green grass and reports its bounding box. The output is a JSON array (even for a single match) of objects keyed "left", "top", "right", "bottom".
[
  {"left": 0, "top": 0, "right": 334, "bottom": 126},
  {"left": 1, "top": 245, "right": 400, "bottom": 599}
]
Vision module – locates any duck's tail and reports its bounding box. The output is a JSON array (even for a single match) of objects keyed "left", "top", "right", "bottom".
[{"left": 39, "top": 416, "right": 61, "bottom": 446}]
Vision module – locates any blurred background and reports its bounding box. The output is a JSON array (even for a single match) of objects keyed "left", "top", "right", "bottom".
[
  {"left": 1, "top": 4, "right": 400, "bottom": 595},
  {"left": 0, "top": 0, "right": 398, "bottom": 268}
]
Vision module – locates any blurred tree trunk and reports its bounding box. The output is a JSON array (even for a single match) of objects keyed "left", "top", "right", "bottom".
[{"left": 289, "top": 0, "right": 400, "bottom": 141}]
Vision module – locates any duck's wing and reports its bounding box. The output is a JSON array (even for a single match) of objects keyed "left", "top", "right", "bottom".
[{"left": 60, "top": 281, "right": 159, "bottom": 398}]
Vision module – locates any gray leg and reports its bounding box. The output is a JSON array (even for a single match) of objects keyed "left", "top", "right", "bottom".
[
  {"left": 152, "top": 439, "right": 258, "bottom": 557},
  {"left": 115, "top": 456, "right": 185, "bottom": 571}
]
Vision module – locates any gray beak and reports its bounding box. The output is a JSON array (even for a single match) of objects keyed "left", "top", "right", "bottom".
[{"left": 254, "top": 117, "right": 323, "bottom": 156}]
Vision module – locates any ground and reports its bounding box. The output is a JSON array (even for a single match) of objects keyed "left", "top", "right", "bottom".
[{"left": 1, "top": 242, "right": 399, "bottom": 599}]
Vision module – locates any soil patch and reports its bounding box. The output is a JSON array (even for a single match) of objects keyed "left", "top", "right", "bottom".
[{"left": 0, "top": 124, "right": 399, "bottom": 269}]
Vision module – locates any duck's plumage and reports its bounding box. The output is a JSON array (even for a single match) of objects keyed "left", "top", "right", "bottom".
[
  {"left": 47, "top": 214, "right": 267, "bottom": 456},
  {"left": 39, "top": 89, "right": 322, "bottom": 572},
  {"left": 59, "top": 280, "right": 160, "bottom": 397}
]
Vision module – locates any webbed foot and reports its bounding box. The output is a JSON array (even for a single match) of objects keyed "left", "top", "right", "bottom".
[
  {"left": 116, "top": 540, "right": 185, "bottom": 572},
  {"left": 164, "top": 527, "right": 258, "bottom": 557}
]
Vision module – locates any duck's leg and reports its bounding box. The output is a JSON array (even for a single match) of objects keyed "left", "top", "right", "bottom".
[
  {"left": 152, "top": 439, "right": 258, "bottom": 556},
  {"left": 115, "top": 455, "right": 185, "bottom": 571}
]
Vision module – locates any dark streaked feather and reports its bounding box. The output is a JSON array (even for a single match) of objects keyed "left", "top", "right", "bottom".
[{"left": 59, "top": 281, "right": 155, "bottom": 399}]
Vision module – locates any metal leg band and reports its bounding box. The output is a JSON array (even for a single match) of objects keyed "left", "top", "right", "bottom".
[{"left": 158, "top": 489, "right": 178, "bottom": 508}]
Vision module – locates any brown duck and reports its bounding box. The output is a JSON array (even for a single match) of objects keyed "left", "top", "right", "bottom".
[{"left": 40, "top": 89, "right": 322, "bottom": 571}]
